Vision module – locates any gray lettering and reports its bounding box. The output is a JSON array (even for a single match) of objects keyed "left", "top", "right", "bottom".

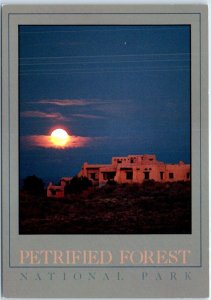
[
  {"left": 102, "top": 273, "right": 109, "bottom": 280},
  {"left": 117, "top": 272, "right": 124, "bottom": 280},
  {"left": 141, "top": 272, "right": 148, "bottom": 280},
  {"left": 48, "top": 272, "right": 55, "bottom": 280},
  {"left": 73, "top": 272, "right": 82, "bottom": 280},
  {"left": 88, "top": 272, "right": 96, "bottom": 280},
  {"left": 35, "top": 273, "right": 42, "bottom": 280},
  {"left": 20, "top": 273, "right": 27, "bottom": 280},
  {"left": 170, "top": 272, "right": 177, "bottom": 280},
  {"left": 185, "top": 272, "right": 191, "bottom": 280},
  {"left": 155, "top": 272, "right": 162, "bottom": 280}
]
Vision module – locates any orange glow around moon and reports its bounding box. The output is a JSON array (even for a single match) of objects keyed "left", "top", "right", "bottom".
[{"left": 50, "top": 128, "right": 70, "bottom": 147}]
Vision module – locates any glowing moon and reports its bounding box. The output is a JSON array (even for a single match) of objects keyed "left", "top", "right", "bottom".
[{"left": 50, "top": 128, "right": 70, "bottom": 147}]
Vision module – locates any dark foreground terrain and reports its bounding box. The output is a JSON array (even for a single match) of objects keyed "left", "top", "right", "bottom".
[{"left": 19, "top": 181, "right": 191, "bottom": 234}]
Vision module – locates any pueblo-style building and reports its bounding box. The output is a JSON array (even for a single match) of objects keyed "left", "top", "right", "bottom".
[
  {"left": 47, "top": 177, "right": 71, "bottom": 198},
  {"left": 47, "top": 154, "right": 190, "bottom": 198},
  {"left": 78, "top": 154, "right": 190, "bottom": 186}
]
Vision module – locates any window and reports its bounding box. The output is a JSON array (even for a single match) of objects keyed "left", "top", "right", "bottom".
[
  {"left": 169, "top": 173, "right": 174, "bottom": 179},
  {"left": 144, "top": 172, "right": 150, "bottom": 180},
  {"left": 186, "top": 172, "right": 190, "bottom": 179},
  {"left": 90, "top": 173, "right": 96, "bottom": 180},
  {"left": 117, "top": 160, "right": 122, "bottom": 163},
  {"left": 160, "top": 172, "right": 164, "bottom": 180},
  {"left": 130, "top": 159, "right": 134, "bottom": 163},
  {"left": 126, "top": 172, "right": 133, "bottom": 180}
]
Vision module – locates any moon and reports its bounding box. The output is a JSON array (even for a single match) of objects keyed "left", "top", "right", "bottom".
[{"left": 50, "top": 128, "right": 70, "bottom": 147}]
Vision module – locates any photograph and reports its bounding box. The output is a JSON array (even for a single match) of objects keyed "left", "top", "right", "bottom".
[{"left": 19, "top": 24, "right": 191, "bottom": 234}]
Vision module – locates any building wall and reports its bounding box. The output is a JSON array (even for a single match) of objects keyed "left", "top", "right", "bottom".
[
  {"left": 47, "top": 183, "right": 65, "bottom": 198},
  {"left": 79, "top": 154, "right": 190, "bottom": 185},
  {"left": 166, "top": 163, "right": 190, "bottom": 182}
]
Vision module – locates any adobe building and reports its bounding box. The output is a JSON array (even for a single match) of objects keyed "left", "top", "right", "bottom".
[
  {"left": 78, "top": 154, "right": 190, "bottom": 185},
  {"left": 47, "top": 177, "right": 71, "bottom": 198}
]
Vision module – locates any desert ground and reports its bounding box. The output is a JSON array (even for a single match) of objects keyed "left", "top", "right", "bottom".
[{"left": 19, "top": 180, "right": 191, "bottom": 234}]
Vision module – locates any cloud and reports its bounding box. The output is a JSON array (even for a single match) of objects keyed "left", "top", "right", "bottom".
[
  {"left": 34, "top": 99, "right": 95, "bottom": 106},
  {"left": 72, "top": 113, "right": 105, "bottom": 119},
  {"left": 21, "top": 111, "right": 68, "bottom": 121},
  {"left": 21, "top": 135, "right": 92, "bottom": 149}
]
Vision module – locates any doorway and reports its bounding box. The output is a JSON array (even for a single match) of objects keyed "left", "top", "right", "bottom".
[{"left": 143, "top": 172, "right": 150, "bottom": 180}]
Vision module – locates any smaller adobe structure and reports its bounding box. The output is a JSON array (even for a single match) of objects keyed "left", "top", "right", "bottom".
[
  {"left": 47, "top": 177, "right": 71, "bottom": 198},
  {"left": 78, "top": 154, "right": 190, "bottom": 186}
]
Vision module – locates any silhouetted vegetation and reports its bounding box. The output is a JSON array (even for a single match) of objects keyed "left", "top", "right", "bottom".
[
  {"left": 106, "top": 179, "right": 118, "bottom": 186},
  {"left": 19, "top": 181, "right": 191, "bottom": 234},
  {"left": 65, "top": 176, "right": 93, "bottom": 194},
  {"left": 22, "top": 175, "right": 44, "bottom": 196}
]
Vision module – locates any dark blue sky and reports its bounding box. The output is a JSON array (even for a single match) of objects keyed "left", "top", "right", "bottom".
[{"left": 19, "top": 25, "right": 191, "bottom": 183}]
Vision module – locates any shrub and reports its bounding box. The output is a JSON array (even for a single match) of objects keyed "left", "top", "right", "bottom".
[
  {"left": 106, "top": 179, "right": 118, "bottom": 186},
  {"left": 141, "top": 179, "right": 156, "bottom": 188},
  {"left": 23, "top": 175, "right": 44, "bottom": 195},
  {"left": 65, "top": 176, "right": 92, "bottom": 194}
]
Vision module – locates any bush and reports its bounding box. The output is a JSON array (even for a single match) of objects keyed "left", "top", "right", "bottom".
[
  {"left": 141, "top": 179, "right": 156, "bottom": 189},
  {"left": 23, "top": 175, "right": 44, "bottom": 195},
  {"left": 106, "top": 179, "right": 118, "bottom": 186},
  {"left": 65, "top": 176, "right": 92, "bottom": 194}
]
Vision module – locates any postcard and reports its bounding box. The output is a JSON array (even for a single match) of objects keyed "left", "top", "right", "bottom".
[{"left": 1, "top": 4, "right": 209, "bottom": 298}]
